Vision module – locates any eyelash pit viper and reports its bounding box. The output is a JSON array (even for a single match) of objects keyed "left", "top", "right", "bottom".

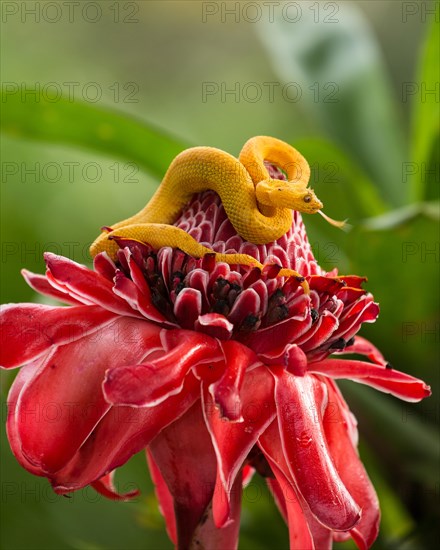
[{"left": 90, "top": 136, "right": 334, "bottom": 294}]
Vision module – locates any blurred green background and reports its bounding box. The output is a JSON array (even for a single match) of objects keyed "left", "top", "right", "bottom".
[{"left": 1, "top": 1, "right": 439, "bottom": 548}]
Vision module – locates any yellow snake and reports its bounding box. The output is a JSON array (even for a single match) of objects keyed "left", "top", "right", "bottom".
[{"left": 90, "top": 136, "right": 330, "bottom": 293}]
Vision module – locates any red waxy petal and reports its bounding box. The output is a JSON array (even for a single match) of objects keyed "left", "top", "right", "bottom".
[
  {"left": 146, "top": 449, "right": 177, "bottom": 544},
  {"left": 210, "top": 340, "right": 258, "bottom": 421},
  {"left": 44, "top": 253, "right": 138, "bottom": 316},
  {"left": 91, "top": 471, "right": 140, "bottom": 501},
  {"left": 336, "top": 276, "right": 367, "bottom": 288},
  {"left": 174, "top": 288, "right": 202, "bottom": 329},
  {"left": 14, "top": 318, "right": 162, "bottom": 473},
  {"left": 337, "top": 299, "right": 379, "bottom": 338},
  {"left": 323, "top": 379, "right": 380, "bottom": 549},
  {"left": 103, "top": 330, "right": 220, "bottom": 407},
  {"left": 309, "top": 276, "right": 345, "bottom": 295},
  {"left": 335, "top": 335, "right": 387, "bottom": 365},
  {"left": 247, "top": 279, "right": 269, "bottom": 316},
  {"left": 228, "top": 288, "right": 260, "bottom": 327},
  {"left": 259, "top": 343, "right": 308, "bottom": 376},
  {"left": 190, "top": 474, "right": 243, "bottom": 550},
  {"left": 93, "top": 252, "right": 117, "bottom": 282},
  {"left": 259, "top": 423, "right": 321, "bottom": 550},
  {"left": 21, "top": 269, "right": 83, "bottom": 305},
  {"left": 195, "top": 313, "right": 234, "bottom": 340},
  {"left": 309, "top": 358, "right": 431, "bottom": 402},
  {"left": 52, "top": 372, "right": 199, "bottom": 493},
  {"left": 204, "top": 365, "right": 275, "bottom": 527},
  {"left": 298, "top": 311, "right": 339, "bottom": 351},
  {"left": 268, "top": 473, "right": 332, "bottom": 550},
  {"left": 149, "top": 403, "right": 217, "bottom": 550},
  {"left": 113, "top": 270, "right": 170, "bottom": 325},
  {"left": 6, "top": 362, "right": 44, "bottom": 476},
  {"left": 241, "top": 310, "right": 311, "bottom": 353},
  {"left": 273, "top": 371, "right": 361, "bottom": 531},
  {"left": 185, "top": 269, "right": 210, "bottom": 309},
  {"left": 242, "top": 464, "right": 255, "bottom": 486},
  {"left": 0, "top": 303, "right": 116, "bottom": 368}
]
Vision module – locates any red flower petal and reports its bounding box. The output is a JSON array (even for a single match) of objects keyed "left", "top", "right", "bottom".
[
  {"left": 227, "top": 288, "right": 261, "bottom": 327},
  {"left": 323, "top": 379, "right": 380, "bottom": 549},
  {"left": 174, "top": 288, "right": 202, "bottom": 329},
  {"left": 14, "top": 317, "right": 162, "bottom": 473},
  {"left": 125, "top": 253, "right": 150, "bottom": 293},
  {"left": 195, "top": 313, "right": 234, "bottom": 340},
  {"left": 337, "top": 287, "right": 367, "bottom": 305},
  {"left": 203, "top": 365, "right": 275, "bottom": 527},
  {"left": 93, "top": 252, "right": 117, "bottom": 282},
  {"left": 113, "top": 270, "right": 170, "bottom": 325},
  {"left": 336, "top": 299, "right": 379, "bottom": 338},
  {"left": 149, "top": 402, "right": 217, "bottom": 550},
  {"left": 185, "top": 269, "right": 210, "bottom": 309},
  {"left": 21, "top": 269, "right": 83, "bottom": 305},
  {"left": 45, "top": 271, "right": 93, "bottom": 305},
  {"left": 190, "top": 473, "right": 243, "bottom": 550},
  {"left": 44, "top": 253, "right": 138, "bottom": 317},
  {"left": 259, "top": 343, "right": 308, "bottom": 376},
  {"left": 272, "top": 370, "right": 361, "bottom": 531},
  {"left": 266, "top": 476, "right": 287, "bottom": 522},
  {"left": 103, "top": 330, "right": 220, "bottom": 407},
  {"left": 336, "top": 276, "right": 367, "bottom": 288},
  {"left": 334, "top": 335, "right": 387, "bottom": 365},
  {"left": 6, "top": 362, "right": 44, "bottom": 476},
  {"left": 309, "top": 276, "right": 345, "bottom": 295},
  {"left": 242, "top": 464, "right": 255, "bottom": 485},
  {"left": 309, "top": 359, "right": 431, "bottom": 402},
  {"left": 298, "top": 310, "right": 339, "bottom": 351},
  {"left": 246, "top": 279, "right": 269, "bottom": 315},
  {"left": 259, "top": 424, "right": 319, "bottom": 549},
  {"left": 52, "top": 373, "right": 200, "bottom": 493},
  {"left": 0, "top": 303, "right": 116, "bottom": 369},
  {"left": 269, "top": 473, "right": 334, "bottom": 550},
  {"left": 146, "top": 449, "right": 177, "bottom": 544},
  {"left": 125, "top": 254, "right": 175, "bottom": 325},
  {"left": 91, "top": 471, "right": 140, "bottom": 501},
  {"left": 210, "top": 340, "right": 258, "bottom": 421},
  {"left": 240, "top": 295, "right": 310, "bottom": 353},
  {"left": 242, "top": 266, "right": 262, "bottom": 289}
]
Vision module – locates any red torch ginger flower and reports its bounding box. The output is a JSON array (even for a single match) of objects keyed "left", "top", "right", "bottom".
[{"left": 0, "top": 170, "right": 430, "bottom": 549}]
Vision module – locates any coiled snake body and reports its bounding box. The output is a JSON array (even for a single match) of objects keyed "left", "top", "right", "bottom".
[{"left": 90, "top": 136, "right": 326, "bottom": 293}]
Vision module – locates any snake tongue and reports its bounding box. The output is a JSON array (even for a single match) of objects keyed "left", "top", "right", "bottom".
[{"left": 318, "top": 210, "right": 351, "bottom": 231}]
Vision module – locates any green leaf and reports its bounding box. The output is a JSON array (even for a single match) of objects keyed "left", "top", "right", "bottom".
[
  {"left": 256, "top": 3, "right": 406, "bottom": 205},
  {"left": 1, "top": 413, "right": 173, "bottom": 550},
  {"left": 357, "top": 440, "right": 415, "bottom": 542},
  {"left": 360, "top": 200, "right": 439, "bottom": 230},
  {"left": 293, "top": 138, "right": 388, "bottom": 220},
  {"left": 290, "top": 138, "right": 388, "bottom": 273},
  {"left": 0, "top": 89, "right": 190, "bottom": 179},
  {"left": 345, "top": 206, "right": 439, "bottom": 384},
  {"left": 239, "top": 475, "right": 288, "bottom": 550},
  {"left": 339, "top": 382, "right": 439, "bottom": 486},
  {"left": 410, "top": 9, "right": 440, "bottom": 201}
]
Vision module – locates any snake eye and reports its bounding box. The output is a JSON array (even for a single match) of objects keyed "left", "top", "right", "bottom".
[{"left": 303, "top": 194, "right": 312, "bottom": 203}]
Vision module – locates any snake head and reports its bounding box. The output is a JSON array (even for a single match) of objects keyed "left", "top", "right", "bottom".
[{"left": 256, "top": 179, "right": 323, "bottom": 214}]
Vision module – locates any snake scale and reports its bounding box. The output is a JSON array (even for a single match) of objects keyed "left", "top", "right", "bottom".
[{"left": 90, "top": 136, "right": 331, "bottom": 293}]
